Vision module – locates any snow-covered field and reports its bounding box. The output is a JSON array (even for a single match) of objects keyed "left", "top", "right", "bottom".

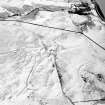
[{"left": 0, "top": 0, "right": 105, "bottom": 105}]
